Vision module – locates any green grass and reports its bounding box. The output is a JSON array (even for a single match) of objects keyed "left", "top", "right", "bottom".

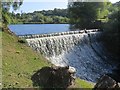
[
  {"left": 75, "top": 78, "right": 95, "bottom": 88},
  {"left": 2, "top": 31, "right": 51, "bottom": 88},
  {"left": 2, "top": 31, "right": 95, "bottom": 88},
  {"left": 0, "top": 31, "right": 2, "bottom": 89},
  {"left": 0, "top": 23, "right": 2, "bottom": 28}
]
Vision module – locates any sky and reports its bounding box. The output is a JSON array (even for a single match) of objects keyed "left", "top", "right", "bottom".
[
  {"left": 10, "top": 0, "right": 120, "bottom": 13},
  {"left": 10, "top": 2, "right": 68, "bottom": 13}
]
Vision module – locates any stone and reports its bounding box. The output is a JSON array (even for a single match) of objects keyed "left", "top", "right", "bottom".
[
  {"left": 118, "top": 83, "right": 120, "bottom": 87},
  {"left": 16, "top": 51, "right": 20, "bottom": 54},
  {"left": 94, "top": 75, "right": 119, "bottom": 90},
  {"left": 21, "top": 47, "right": 24, "bottom": 49},
  {"left": 115, "top": 83, "right": 120, "bottom": 88},
  {"left": 31, "top": 66, "right": 76, "bottom": 88},
  {"left": 68, "top": 66, "right": 76, "bottom": 74},
  {"left": 15, "top": 82, "right": 19, "bottom": 85}
]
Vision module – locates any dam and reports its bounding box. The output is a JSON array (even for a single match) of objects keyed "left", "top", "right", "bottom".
[{"left": 19, "top": 29, "right": 118, "bottom": 82}]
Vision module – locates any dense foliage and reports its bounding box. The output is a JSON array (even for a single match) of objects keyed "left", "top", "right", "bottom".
[
  {"left": 103, "top": 1, "right": 120, "bottom": 56},
  {"left": 68, "top": 2, "right": 111, "bottom": 30},
  {"left": 10, "top": 9, "right": 69, "bottom": 24}
]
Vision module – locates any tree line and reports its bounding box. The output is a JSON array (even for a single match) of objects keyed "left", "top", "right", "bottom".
[{"left": 9, "top": 8, "right": 69, "bottom": 24}]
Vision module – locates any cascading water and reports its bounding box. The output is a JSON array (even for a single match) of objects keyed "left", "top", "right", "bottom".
[{"left": 23, "top": 30, "right": 117, "bottom": 82}]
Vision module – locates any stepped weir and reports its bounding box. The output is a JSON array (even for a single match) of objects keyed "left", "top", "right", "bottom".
[{"left": 19, "top": 29, "right": 117, "bottom": 82}]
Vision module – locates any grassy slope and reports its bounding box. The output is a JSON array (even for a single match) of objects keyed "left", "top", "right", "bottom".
[
  {"left": 75, "top": 78, "right": 95, "bottom": 88},
  {"left": 0, "top": 31, "right": 2, "bottom": 89},
  {"left": 2, "top": 31, "right": 51, "bottom": 88},
  {"left": 2, "top": 31, "right": 94, "bottom": 88}
]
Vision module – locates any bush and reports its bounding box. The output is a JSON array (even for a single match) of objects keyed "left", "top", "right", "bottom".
[
  {"left": 102, "top": 8, "right": 120, "bottom": 57},
  {"left": 18, "top": 38, "right": 27, "bottom": 43}
]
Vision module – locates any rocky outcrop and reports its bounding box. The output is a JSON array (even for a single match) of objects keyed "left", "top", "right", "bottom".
[
  {"left": 94, "top": 75, "right": 120, "bottom": 90},
  {"left": 31, "top": 66, "right": 76, "bottom": 88}
]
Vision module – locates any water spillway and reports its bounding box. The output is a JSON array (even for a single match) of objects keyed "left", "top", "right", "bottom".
[{"left": 20, "top": 29, "right": 117, "bottom": 82}]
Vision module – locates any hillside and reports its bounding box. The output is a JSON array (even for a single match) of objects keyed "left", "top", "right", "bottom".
[
  {"left": 2, "top": 28, "right": 94, "bottom": 88},
  {"left": 2, "top": 30, "right": 51, "bottom": 88}
]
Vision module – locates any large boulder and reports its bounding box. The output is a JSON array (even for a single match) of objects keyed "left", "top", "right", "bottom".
[
  {"left": 31, "top": 66, "right": 76, "bottom": 88},
  {"left": 94, "top": 75, "right": 120, "bottom": 90}
]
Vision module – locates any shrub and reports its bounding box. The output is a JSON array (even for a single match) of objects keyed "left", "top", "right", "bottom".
[{"left": 18, "top": 38, "right": 27, "bottom": 43}]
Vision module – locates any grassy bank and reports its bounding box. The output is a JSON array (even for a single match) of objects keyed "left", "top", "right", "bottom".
[
  {"left": 2, "top": 30, "right": 94, "bottom": 88},
  {"left": 75, "top": 78, "right": 95, "bottom": 88},
  {"left": 2, "top": 31, "right": 51, "bottom": 88}
]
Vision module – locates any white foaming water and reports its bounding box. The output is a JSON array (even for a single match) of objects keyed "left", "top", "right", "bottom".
[{"left": 26, "top": 31, "right": 117, "bottom": 82}]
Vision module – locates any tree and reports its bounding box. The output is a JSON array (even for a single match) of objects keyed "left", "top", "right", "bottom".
[
  {"left": 103, "top": 1, "right": 120, "bottom": 55},
  {"left": 9, "top": 9, "right": 69, "bottom": 24},
  {"left": 68, "top": 2, "right": 110, "bottom": 30},
  {"left": 1, "top": 0, "right": 23, "bottom": 25},
  {"left": 33, "top": 13, "right": 44, "bottom": 23}
]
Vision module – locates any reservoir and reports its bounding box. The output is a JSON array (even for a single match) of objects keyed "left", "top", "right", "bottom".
[{"left": 9, "top": 24, "right": 70, "bottom": 35}]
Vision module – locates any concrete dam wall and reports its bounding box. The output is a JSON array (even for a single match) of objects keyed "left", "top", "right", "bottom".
[{"left": 20, "top": 29, "right": 118, "bottom": 82}]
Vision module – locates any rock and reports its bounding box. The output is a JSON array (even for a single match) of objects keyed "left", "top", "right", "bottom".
[
  {"left": 15, "top": 82, "right": 19, "bottom": 85},
  {"left": 9, "top": 84, "right": 12, "bottom": 87},
  {"left": 94, "top": 74, "right": 119, "bottom": 90},
  {"left": 21, "top": 47, "right": 24, "bottom": 49},
  {"left": 8, "top": 74, "right": 12, "bottom": 76},
  {"left": 16, "top": 51, "right": 20, "bottom": 54},
  {"left": 18, "top": 73, "right": 23, "bottom": 77},
  {"left": 31, "top": 66, "right": 76, "bottom": 88},
  {"left": 68, "top": 66, "right": 76, "bottom": 74},
  {"left": 118, "top": 83, "right": 120, "bottom": 87},
  {"left": 115, "top": 83, "right": 120, "bottom": 88}
]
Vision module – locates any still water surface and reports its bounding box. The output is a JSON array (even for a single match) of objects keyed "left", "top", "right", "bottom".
[{"left": 9, "top": 24, "right": 70, "bottom": 35}]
